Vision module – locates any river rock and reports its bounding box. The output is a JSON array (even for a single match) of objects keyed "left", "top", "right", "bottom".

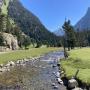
[
  {"left": 52, "top": 83, "right": 56, "bottom": 86},
  {"left": 53, "top": 85, "right": 58, "bottom": 89},
  {"left": 57, "top": 78, "right": 63, "bottom": 85},
  {"left": 6, "top": 61, "right": 15, "bottom": 67},
  {"left": 68, "top": 78, "right": 78, "bottom": 89},
  {"left": 56, "top": 72, "right": 60, "bottom": 78}
]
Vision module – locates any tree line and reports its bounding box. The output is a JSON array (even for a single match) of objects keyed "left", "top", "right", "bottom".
[{"left": 62, "top": 19, "right": 90, "bottom": 51}]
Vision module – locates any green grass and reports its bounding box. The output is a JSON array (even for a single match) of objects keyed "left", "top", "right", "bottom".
[
  {"left": 61, "top": 48, "right": 90, "bottom": 84},
  {"left": 0, "top": 47, "right": 61, "bottom": 64}
]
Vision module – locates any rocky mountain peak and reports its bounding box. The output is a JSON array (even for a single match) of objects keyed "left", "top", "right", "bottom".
[{"left": 75, "top": 7, "right": 90, "bottom": 31}]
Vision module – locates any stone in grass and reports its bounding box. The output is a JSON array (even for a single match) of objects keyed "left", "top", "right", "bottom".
[{"left": 68, "top": 78, "right": 78, "bottom": 89}]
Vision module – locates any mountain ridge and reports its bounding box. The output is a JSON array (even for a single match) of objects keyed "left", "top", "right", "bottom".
[{"left": 75, "top": 7, "right": 90, "bottom": 31}]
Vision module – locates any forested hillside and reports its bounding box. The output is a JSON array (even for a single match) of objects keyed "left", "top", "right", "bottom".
[{"left": 8, "top": 0, "right": 61, "bottom": 47}]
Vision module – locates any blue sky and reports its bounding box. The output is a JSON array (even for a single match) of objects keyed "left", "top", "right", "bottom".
[{"left": 20, "top": 0, "right": 90, "bottom": 32}]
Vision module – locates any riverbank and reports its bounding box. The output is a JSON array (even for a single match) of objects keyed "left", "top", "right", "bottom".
[
  {"left": 0, "top": 47, "right": 62, "bottom": 64},
  {"left": 61, "top": 48, "right": 90, "bottom": 85}
]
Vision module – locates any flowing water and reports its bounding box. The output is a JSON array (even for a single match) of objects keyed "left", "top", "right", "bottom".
[{"left": 0, "top": 51, "right": 66, "bottom": 90}]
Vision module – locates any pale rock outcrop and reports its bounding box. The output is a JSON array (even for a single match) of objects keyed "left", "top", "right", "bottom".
[{"left": 1, "top": 32, "right": 19, "bottom": 50}]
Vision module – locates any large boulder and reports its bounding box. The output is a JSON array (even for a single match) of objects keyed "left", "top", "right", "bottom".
[
  {"left": 1, "top": 32, "right": 19, "bottom": 50},
  {"left": 68, "top": 78, "right": 78, "bottom": 89}
]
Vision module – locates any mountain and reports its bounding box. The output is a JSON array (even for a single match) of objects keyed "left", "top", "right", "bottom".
[
  {"left": 53, "top": 29, "right": 64, "bottom": 36},
  {"left": 7, "top": 0, "right": 60, "bottom": 46},
  {"left": 75, "top": 7, "right": 90, "bottom": 31}
]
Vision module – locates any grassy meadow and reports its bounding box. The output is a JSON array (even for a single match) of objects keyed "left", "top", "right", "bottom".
[
  {"left": 61, "top": 48, "right": 90, "bottom": 84},
  {"left": 0, "top": 47, "right": 61, "bottom": 64}
]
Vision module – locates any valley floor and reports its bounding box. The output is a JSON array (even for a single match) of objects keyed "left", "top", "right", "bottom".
[
  {"left": 61, "top": 47, "right": 90, "bottom": 84},
  {"left": 0, "top": 47, "right": 62, "bottom": 64}
]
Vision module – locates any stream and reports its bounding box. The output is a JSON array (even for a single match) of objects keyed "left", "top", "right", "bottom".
[{"left": 0, "top": 51, "right": 67, "bottom": 90}]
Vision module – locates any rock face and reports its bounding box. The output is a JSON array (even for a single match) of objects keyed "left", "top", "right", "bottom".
[
  {"left": 75, "top": 7, "right": 90, "bottom": 31},
  {"left": 1, "top": 32, "right": 19, "bottom": 50}
]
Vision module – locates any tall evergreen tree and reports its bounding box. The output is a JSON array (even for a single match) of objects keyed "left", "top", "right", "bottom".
[{"left": 62, "top": 20, "right": 76, "bottom": 51}]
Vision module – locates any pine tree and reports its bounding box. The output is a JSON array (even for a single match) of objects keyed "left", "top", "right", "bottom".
[{"left": 62, "top": 20, "right": 76, "bottom": 51}]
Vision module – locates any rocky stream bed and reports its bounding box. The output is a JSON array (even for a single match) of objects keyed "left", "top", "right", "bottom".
[{"left": 0, "top": 51, "right": 67, "bottom": 90}]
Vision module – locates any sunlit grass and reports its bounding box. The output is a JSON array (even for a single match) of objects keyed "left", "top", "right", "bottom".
[
  {"left": 0, "top": 47, "right": 61, "bottom": 64},
  {"left": 61, "top": 48, "right": 90, "bottom": 84}
]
